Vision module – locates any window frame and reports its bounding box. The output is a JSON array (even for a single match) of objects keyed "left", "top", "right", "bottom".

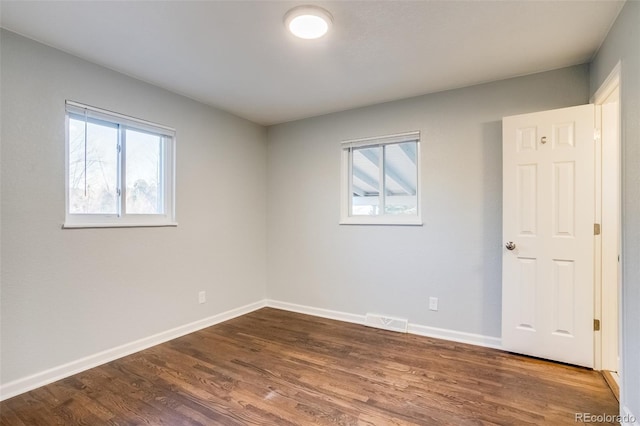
[
  {"left": 64, "top": 101, "right": 177, "bottom": 228},
  {"left": 340, "top": 131, "right": 422, "bottom": 226}
]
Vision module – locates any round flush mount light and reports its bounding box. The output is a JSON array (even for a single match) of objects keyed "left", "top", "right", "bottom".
[{"left": 284, "top": 5, "right": 333, "bottom": 39}]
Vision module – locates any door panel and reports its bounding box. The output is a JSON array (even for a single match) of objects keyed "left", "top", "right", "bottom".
[
  {"left": 552, "top": 161, "right": 575, "bottom": 237},
  {"left": 503, "top": 104, "right": 595, "bottom": 368},
  {"left": 517, "top": 165, "right": 537, "bottom": 235},
  {"left": 517, "top": 258, "right": 537, "bottom": 330},
  {"left": 551, "top": 259, "right": 575, "bottom": 336}
]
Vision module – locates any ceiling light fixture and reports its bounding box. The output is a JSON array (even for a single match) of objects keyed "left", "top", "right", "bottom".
[{"left": 284, "top": 5, "right": 333, "bottom": 40}]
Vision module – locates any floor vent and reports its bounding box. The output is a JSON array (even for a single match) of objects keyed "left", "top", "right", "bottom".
[{"left": 365, "top": 313, "right": 409, "bottom": 333}]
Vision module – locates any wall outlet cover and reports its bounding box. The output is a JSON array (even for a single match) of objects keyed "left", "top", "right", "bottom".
[{"left": 429, "top": 297, "right": 438, "bottom": 311}]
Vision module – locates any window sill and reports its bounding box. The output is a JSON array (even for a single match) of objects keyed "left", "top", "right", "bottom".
[
  {"left": 339, "top": 216, "right": 423, "bottom": 226},
  {"left": 62, "top": 222, "right": 178, "bottom": 229}
]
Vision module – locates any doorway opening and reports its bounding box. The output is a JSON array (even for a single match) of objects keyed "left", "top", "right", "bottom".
[{"left": 592, "top": 62, "right": 621, "bottom": 400}]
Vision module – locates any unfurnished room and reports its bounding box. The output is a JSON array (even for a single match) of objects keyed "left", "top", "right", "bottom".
[{"left": 0, "top": 1, "right": 639, "bottom": 424}]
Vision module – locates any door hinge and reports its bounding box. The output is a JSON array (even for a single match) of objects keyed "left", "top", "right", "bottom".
[
  {"left": 594, "top": 319, "right": 601, "bottom": 331},
  {"left": 594, "top": 128, "right": 602, "bottom": 142},
  {"left": 594, "top": 223, "right": 601, "bottom": 235}
]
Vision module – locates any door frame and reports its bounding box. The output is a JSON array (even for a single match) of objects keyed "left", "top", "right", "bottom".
[{"left": 591, "top": 61, "right": 622, "bottom": 376}]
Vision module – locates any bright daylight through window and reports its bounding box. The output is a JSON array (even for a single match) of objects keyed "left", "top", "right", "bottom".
[
  {"left": 64, "top": 101, "right": 176, "bottom": 227},
  {"left": 341, "top": 131, "right": 421, "bottom": 225}
]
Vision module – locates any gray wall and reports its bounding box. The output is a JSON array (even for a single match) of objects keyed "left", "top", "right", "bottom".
[
  {"left": 267, "top": 65, "right": 589, "bottom": 338},
  {"left": 590, "top": 0, "right": 640, "bottom": 418},
  {"left": 0, "top": 30, "right": 268, "bottom": 384}
]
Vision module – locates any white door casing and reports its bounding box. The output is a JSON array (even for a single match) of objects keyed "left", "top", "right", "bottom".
[{"left": 502, "top": 104, "right": 595, "bottom": 368}]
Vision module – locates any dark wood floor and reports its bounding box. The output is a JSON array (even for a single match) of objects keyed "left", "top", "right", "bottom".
[{"left": 1, "top": 308, "right": 619, "bottom": 425}]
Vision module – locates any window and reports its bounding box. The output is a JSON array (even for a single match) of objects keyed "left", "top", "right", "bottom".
[
  {"left": 64, "top": 101, "right": 176, "bottom": 227},
  {"left": 341, "top": 131, "right": 421, "bottom": 225}
]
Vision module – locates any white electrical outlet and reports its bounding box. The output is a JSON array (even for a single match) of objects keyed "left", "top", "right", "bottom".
[
  {"left": 198, "top": 291, "right": 206, "bottom": 304},
  {"left": 429, "top": 297, "right": 438, "bottom": 311}
]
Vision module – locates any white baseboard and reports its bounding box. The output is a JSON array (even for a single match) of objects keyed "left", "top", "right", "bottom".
[
  {"left": 266, "top": 299, "right": 366, "bottom": 325},
  {"left": 622, "top": 406, "right": 639, "bottom": 426},
  {"left": 0, "top": 300, "right": 266, "bottom": 401},
  {"left": 408, "top": 323, "right": 502, "bottom": 349},
  {"left": 1, "top": 298, "right": 502, "bottom": 401},
  {"left": 266, "top": 299, "right": 502, "bottom": 349}
]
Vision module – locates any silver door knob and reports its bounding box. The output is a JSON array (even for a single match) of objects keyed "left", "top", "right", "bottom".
[{"left": 505, "top": 241, "right": 516, "bottom": 251}]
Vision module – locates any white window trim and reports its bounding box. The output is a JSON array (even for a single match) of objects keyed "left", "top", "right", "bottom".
[
  {"left": 64, "top": 101, "right": 177, "bottom": 229},
  {"left": 340, "top": 131, "right": 422, "bottom": 226}
]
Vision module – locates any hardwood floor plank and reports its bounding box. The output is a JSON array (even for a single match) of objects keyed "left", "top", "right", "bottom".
[{"left": 1, "top": 308, "right": 619, "bottom": 425}]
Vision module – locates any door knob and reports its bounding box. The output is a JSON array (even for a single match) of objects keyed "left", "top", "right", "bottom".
[{"left": 505, "top": 241, "right": 516, "bottom": 251}]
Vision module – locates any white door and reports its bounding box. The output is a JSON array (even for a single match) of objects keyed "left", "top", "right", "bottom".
[{"left": 502, "top": 104, "right": 595, "bottom": 368}]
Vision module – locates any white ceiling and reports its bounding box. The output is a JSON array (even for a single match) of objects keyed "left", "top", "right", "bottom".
[{"left": 0, "top": 1, "right": 625, "bottom": 125}]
